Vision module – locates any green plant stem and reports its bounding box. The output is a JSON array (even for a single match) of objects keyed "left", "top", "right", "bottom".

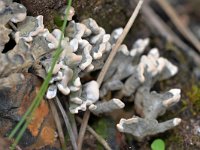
[
  {"left": 8, "top": 0, "right": 72, "bottom": 148},
  {"left": 10, "top": 117, "right": 30, "bottom": 150},
  {"left": 8, "top": 75, "right": 51, "bottom": 139},
  {"left": 10, "top": 81, "right": 50, "bottom": 150}
]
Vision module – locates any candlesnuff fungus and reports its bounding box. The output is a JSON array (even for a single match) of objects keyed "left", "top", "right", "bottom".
[
  {"left": 134, "top": 87, "right": 181, "bottom": 119},
  {"left": 112, "top": 49, "right": 181, "bottom": 139},
  {"left": 69, "top": 80, "right": 99, "bottom": 114},
  {"left": 117, "top": 116, "right": 181, "bottom": 141},
  {"left": 46, "top": 84, "right": 57, "bottom": 100},
  {"left": 122, "top": 48, "right": 178, "bottom": 97},
  {"left": 59, "top": 6, "right": 75, "bottom": 21},
  {"left": 0, "top": 0, "right": 182, "bottom": 142},
  {"left": 90, "top": 98, "right": 125, "bottom": 115},
  {"left": 100, "top": 38, "right": 150, "bottom": 97},
  {"left": 15, "top": 16, "right": 45, "bottom": 43}
]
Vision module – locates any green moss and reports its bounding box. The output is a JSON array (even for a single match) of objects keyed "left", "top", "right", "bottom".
[
  {"left": 186, "top": 85, "right": 200, "bottom": 115},
  {"left": 92, "top": 118, "right": 109, "bottom": 150},
  {"left": 54, "top": 15, "right": 64, "bottom": 28},
  {"left": 93, "top": 118, "right": 108, "bottom": 139},
  {"left": 163, "top": 128, "right": 185, "bottom": 150},
  {"left": 165, "top": 129, "right": 200, "bottom": 150},
  {"left": 162, "top": 84, "right": 200, "bottom": 149},
  {"left": 165, "top": 42, "right": 186, "bottom": 64}
]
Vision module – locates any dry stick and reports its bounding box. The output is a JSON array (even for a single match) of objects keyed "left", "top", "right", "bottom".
[
  {"left": 77, "top": 109, "right": 90, "bottom": 150},
  {"left": 76, "top": 117, "right": 112, "bottom": 150},
  {"left": 70, "top": 115, "right": 78, "bottom": 140},
  {"left": 48, "top": 100, "right": 66, "bottom": 150},
  {"left": 155, "top": 0, "right": 200, "bottom": 53},
  {"left": 55, "top": 97, "right": 78, "bottom": 150},
  {"left": 77, "top": 0, "right": 144, "bottom": 149},
  {"left": 141, "top": 3, "right": 200, "bottom": 68},
  {"left": 96, "top": 0, "right": 143, "bottom": 85},
  {"left": 16, "top": 146, "right": 22, "bottom": 150}
]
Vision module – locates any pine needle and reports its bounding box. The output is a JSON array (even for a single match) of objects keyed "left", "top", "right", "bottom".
[
  {"left": 55, "top": 97, "right": 78, "bottom": 150},
  {"left": 48, "top": 100, "right": 66, "bottom": 150}
]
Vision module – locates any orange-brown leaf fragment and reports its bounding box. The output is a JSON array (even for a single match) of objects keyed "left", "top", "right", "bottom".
[
  {"left": 17, "top": 74, "right": 43, "bottom": 116},
  {"left": 28, "top": 100, "right": 49, "bottom": 137},
  {"left": 40, "top": 126, "right": 57, "bottom": 145}
]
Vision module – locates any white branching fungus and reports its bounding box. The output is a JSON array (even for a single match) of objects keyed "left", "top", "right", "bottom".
[
  {"left": 0, "top": 1, "right": 182, "bottom": 141},
  {"left": 90, "top": 98, "right": 125, "bottom": 115},
  {"left": 117, "top": 116, "right": 181, "bottom": 141}
]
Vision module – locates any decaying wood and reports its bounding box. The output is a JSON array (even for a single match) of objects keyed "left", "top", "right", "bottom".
[
  {"left": 0, "top": 37, "right": 51, "bottom": 77},
  {"left": 0, "top": 34, "right": 53, "bottom": 90},
  {"left": 0, "top": 73, "right": 62, "bottom": 149},
  {"left": 0, "top": 36, "right": 51, "bottom": 78}
]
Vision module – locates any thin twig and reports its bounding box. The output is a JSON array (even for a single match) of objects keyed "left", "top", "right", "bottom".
[
  {"left": 55, "top": 97, "right": 78, "bottom": 150},
  {"left": 67, "top": 108, "right": 78, "bottom": 140},
  {"left": 16, "top": 146, "right": 22, "bottom": 150},
  {"left": 97, "top": 0, "right": 144, "bottom": 85},
  {"left": 48, "top": 100, "right": 66, "bottom": 150},
  {"left": 64, "top": 101, "right": 78, "bottom": 140},
  {"left": 76, "top": 117, "right": 112, "bottom": 150},
  {"left": 155, "top": 0, "right": 200, "bottom": 53},
  {"left": 77, "top": 0, "right": 144, "bottom": 149},
  {"left": 77, "top": 110, "right": 90, "bottom": 150}
]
